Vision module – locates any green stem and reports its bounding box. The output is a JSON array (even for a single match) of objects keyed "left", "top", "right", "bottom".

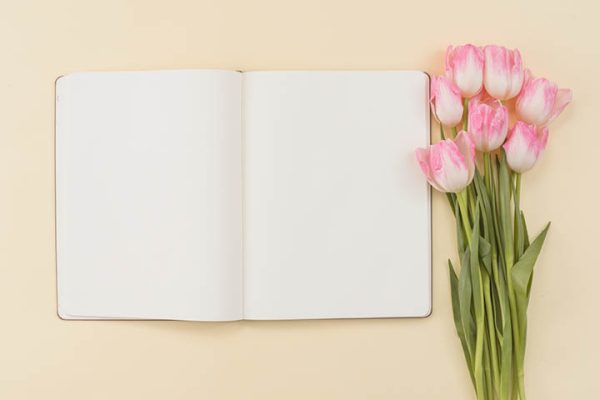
[
  {"left": 483, "top": 333, "right": 493, "bottom": 400},
  {"left": 484, "top": 153, "right": 504, "bottom": 305},
  {"left": 484, "top": 153, "right": 492, "bottom": 194},
  {"left": 512, "top": 172, "right": 527, "bottom": 400},
  {"left": 456, "top": 190, "right": 472, "bottom": 244},
  {"left": 498, "top": 157, "right": 526, "bottom": 400},
  {"left": 514, "top": 173, "right": 523, "bottom": 258},
  {"left": 458, "top": 189, "right": 487, "bottom": 399},
  {"left": 483, "top": 271, "right": 501, "bottom": 399},
  {"left": 468, "top": 184, "right": 477, "bottom": 220},
  {"left": 496, "top": 153, "right": 529, "bottom": 400},
  {"left": 482, "top": 152, "right": 505, "bottom": 399},
  {"left": 515, "top": 174, "right": 521, "bottom": 204},
  {"left": 507, "top": 237, "right": 526, "bottom": 400},
  {"left": 474, "top": 276, "right": 486, "bottom": 399}
]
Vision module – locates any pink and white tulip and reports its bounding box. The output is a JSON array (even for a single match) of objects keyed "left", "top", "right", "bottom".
[
  {"left": 416, "top": 131, "right": 476, "bottom": 193},
  {"left": 516, "top": 70, "right": 572, "bottom": 126},
  {"left": 446, "top": 44, "right": 484, "bottom": 98},
  {"left": 431, "top": 75, "right": 464, "bottom": 127},
  {"left": 503, "top": 121, "right": 549, "bottom": 173},
  {"left": 483, "top": 45, "right": 525, "bottom": 100},
  {"left": 468, "top": 95, "right": 509, "bottom": 152}
]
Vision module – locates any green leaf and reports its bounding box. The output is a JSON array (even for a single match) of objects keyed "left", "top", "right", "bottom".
[
  {"left": 458, "top": 248, "right": 475, "bottom": 366},
  {"left": 469, "top": 205, "right": 486, "bottom": 398},
  {"left": 455, "top": 200, "right": 466, "bottom": 253},
  {"left": 449, "top": 260, "right": 475, "bottom": 386},
  {"left": 470, "top": 205, "right": 484, "bottom": 325},
  {"left": 482, "top": 331, "right": 493, "bottom": 400},
  {"left": 446, "top": 193, "right": 456, "bottom": 216},
  {"left": 472, "top": 169, "right": 492, "bottom": 234},
  {"left": 521, "top": 210, "right": 530, "bottom": 250},
  {"left": 497, "top": 257, "right": 513, "bottom": 400},
  {"left": 488, "top": 154, "right": 501, "bottom": 250},
  {"left": 520, "top": 211, "right": 535, "bottom": 297},
  {"left": 515, "top": 216, "right": 525, "bottom": 261},
  {"left": 492, "top": 279, "right": 504, "bottom": 343},
  {"left": 511, "top": 222, "right": 551, "bottom": 357},
  {"left": 468, "top": 184, "right": 477, "bottom": 218},
  {"left": 498, "top": 151, "right": 514, "bottom": 269},
  {"left": 512, "top": 222, "right": 551, "bottom": 302},
  {"left": 513, "top": 174, "right": 525, "bottom": 260},
  {"left": 479, "top": 236, "right": 492, "bottom": 277},
  {"left": 499, "top": 307, "right": 513, "bottom": 400}
]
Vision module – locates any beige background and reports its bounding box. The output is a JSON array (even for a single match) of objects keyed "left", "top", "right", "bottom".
[{"left": 1, "top": 0, "right": 598, "bottom": 398}]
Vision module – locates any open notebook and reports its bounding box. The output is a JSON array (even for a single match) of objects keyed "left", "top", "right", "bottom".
[{"left": 55, "top": 69, "right": 431, "bottom": 321}]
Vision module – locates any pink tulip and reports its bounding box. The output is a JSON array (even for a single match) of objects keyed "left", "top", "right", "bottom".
[
  {"left": 468, "top": 95, "right": 509, "bottom": 152},
  {"left": 415, "top": 131, "right": 476, "bottom": 193},
  {"left": 503, "top": 121, "right": 549, "bottom": 173},
  {"left": 446, "top": 44, "right": 484, "bottom": 98},
  {"left": 516, "top": 70, "right": 572, "bottom": 126},
  {"left": 483, "top": 45, "right": 525, "bottom": 100},
  {"left": 431, "top": 75, "right": 464, "bottom": 127}
]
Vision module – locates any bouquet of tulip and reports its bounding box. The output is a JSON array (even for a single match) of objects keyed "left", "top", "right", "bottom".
[{"left": 416, "top": 45, "right": 572, "bottom": 400}]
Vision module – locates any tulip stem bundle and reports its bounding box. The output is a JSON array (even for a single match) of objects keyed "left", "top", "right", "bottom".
[
  {"left": 449, "top": 149, "right": 549, "bottom": 400},
  {"left": 417, "top": 44, "right": 571, "bottom": 400}
]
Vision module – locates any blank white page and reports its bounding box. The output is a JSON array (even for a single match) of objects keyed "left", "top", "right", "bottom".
[
  {"left": 56, "top": 70, "right": 243, "bottom": 321},
  {"left": 242, "top": 71, "right": 431, "bottom": 320}
]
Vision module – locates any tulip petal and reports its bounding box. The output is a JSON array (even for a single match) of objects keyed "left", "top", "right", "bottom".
[
  {"left": 455, "top": 131, "right": 476, "bottom": 182},
  {"left": 445, "top": 45, "right": 454, "bottom": 69},
  {"left": 483, "top": 45, "right": 510, "bottom": 100},
  {"left": 433, "top": 141, "right": 469, "bottom": 193},
  {"left": 446, "top": 44, "right": 484, "bottom": 98},
  {"left": 431, "top": 75, "right": 464, "bottom": 127},
  {"left": 546, "top": 88, "right": 573, "bottom": 125},
  {"left": 539, "top": 126, "right": 549, "bottom": 150},
  {"left": 415, "top": 136, "right": 475, "bottom": 193},
  {"left": 488, "top": 105, "right": 509, "bottom": 150},
  {"left": 522, "top": 69, "right": 533, "bottom": 87},
  {"left": 503, "top": 121, "right": 548, "bottom": 173},
  {"left": 416, "top": 147, "right": 444, "bottom": 192},
  {"left": 516, "top": 75, "right": 557, "bottom": 125},
  {"left": 507, "top": 49, "right": 525, "bottom": 99},
  {"left": 516, "top": 70, "right": 572, "bottom": 126},
  {"left": 467, "top": 96, "right": 508, "bottom": 151}
]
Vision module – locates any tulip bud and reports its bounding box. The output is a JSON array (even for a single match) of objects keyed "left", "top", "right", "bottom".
[
  {"left": 446, "top": 44, "right": 484, "bottom": 98},
  {"left": 468, "top": 95, "right": 509, "bottom": 152},
  {"left": 503, "top": 121, "right": 549, "bottom": 173},
  {"left": 431, "top": 75, "right": 464, "bottom": 127},
  {"left": 483, "top": 45, "right": 525, "bottom": 100},
  {"left": 516, "top": 70, "right": 572, "bottom": 126},
  {"left": 415, "top": 131, "right": 475, "bottom": 193}
]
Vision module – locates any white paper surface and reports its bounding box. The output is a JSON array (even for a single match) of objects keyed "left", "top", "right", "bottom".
[
  {"left": 56, "top": 70, "right": 243, "bottom": 321},
  {"left": 242, "top": 71, "right": 431, "bottom": 319}
]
